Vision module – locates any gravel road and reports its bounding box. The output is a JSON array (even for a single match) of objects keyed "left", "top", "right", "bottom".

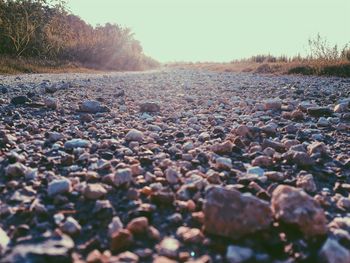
[{"left": 0, "top": 69, "right": 350, "bottom": 263}]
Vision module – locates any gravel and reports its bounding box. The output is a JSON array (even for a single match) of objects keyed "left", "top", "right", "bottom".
[{"left": 0, "top": 68, "right": 349, "bottom": 262}]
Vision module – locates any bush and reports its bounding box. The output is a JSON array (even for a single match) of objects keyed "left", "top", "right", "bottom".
[
  {"left": 0, "top": 0, "right": 159, "bottom": 70},
  {"left": 288, "top": 66, "right": 316, "bottom": 75}
]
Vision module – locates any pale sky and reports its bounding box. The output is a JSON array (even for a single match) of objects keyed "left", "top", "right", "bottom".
[{"left": 67, "top": 0, "right": 350, "bottom": 63}]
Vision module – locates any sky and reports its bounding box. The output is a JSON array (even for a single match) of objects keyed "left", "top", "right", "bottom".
[{"left": 67, "top": 0, "right": 350, "bottom": 63}]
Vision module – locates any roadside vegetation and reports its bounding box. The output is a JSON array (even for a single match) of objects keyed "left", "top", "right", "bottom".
[
  {"left": 0, "top": 0, "right": 159, "bottom": 74},
  {"left": 170, "top": 34, "right": 350, "bottom": 78}
]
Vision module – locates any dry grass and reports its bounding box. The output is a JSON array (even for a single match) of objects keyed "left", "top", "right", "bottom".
[
  {"left": 168, "top": 60, "right": 350, "bottom": 78},
  {"left": 0, "top": 56, "right": 102, "bottom": 75}
]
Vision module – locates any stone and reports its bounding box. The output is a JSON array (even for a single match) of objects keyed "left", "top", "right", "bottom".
[
  {"left": 140, "top": 102, "right": 160, "bottom": 112},
  {"left": 110, "top": 229, "right": 133, "bottom": 253},
  {"left": 264, "top": 99, "right": 282, "bottom": 111},
  {"left": 271, "top": 185, "right": 327, "bottom": 237},
  {"left": 5, "top": 163, "right": 28, "bottom": 177},
  {"left": 308, "top": 142, "right": 328, "bottom": 156},
  {"left": 318, "top": 238, "right": 350, "bottom": 263},
  {"left": 44, "top": 97, "right": 59, "bottom": 110},
  {"left": 264, "top": 171, "right": 285, "bottom": 182},
  {"left": 307, "top": 107, "right": 332, "bottom": 117},
  {"left": 296, "top": 173, "right": 317, "bottom": 193},
  {"left": 11, "top": 95, "right": 29, "bottom": 105},
  {"left": 211, "top": 141, "right": 233, "bottom": 155},
  {"left": 290, "top": 151, "right": 315, "bottom": 166},
  {"left": 84, "top": 184, "right": 107, "bottom": 200},
  {"left": 226, "top": 245, "right": 253, "bottom": 263},
  {"left": 165, "top": 168, "right": 181, "bottom": 184},
  {"left": 61, "top": 217, "right": 81, "bottom": 236},
  {"left": 108, "top": 216, "right": 124, "bottom": 237},
  {"left": 334, "top": 103, "right": 348, "bottom": 113},
  {"left": 116, "top": 251, "right": 139, "bottom": 262},
  {"left": 247, "top": 166, "right": 265, "bottom": 177},
  {"left": 127, "top": 217, "right": 149, "bottom": 235},
  {"left": 45, "top": 85, "right": 57, "bottom": 93},
  {"left": 125, "top": 129, "right": 144, "bottom": 142},
  {"left": 114, "top": 168, "right": 133, "bottom": 186},
  {"left": 251, "top": 156, "right": 273, "bottom": 167},
  {"left": 203, "top": 186, "right": 272, "bottom": 239},
  {"left": 0, "top": 227, "right": 10, "bottom": 254},
  {"left": 80, "top": 100, "right": 102, "bottom": 113},
  {"left": 157, "top": 237, "right": 180, "bottom": 258},
  {"left": 48, "top": 132, "right": 64, "bottom": 142},
  {"left": 235, "top": 125, "right": 251, "bottom": 137},
  {"left": 216, "top": 157, "right": 232, "bottom": 170},
  {"left": 48, "top": 178, "right": 71, "bottom": 196},
  {"left": 64, "top": 139, "right": 91, "bottom": 149}
]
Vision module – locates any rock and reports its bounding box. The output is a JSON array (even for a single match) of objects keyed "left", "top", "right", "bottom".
[
  {"left": 264, "top": 171, "right": 285, "bottom": 182},
  {"left": 318, "top": 238, "right": 350, "bottom": 263},
  {"left": 0, "top": 227, "right": 10, "bottom": 254},
  {"left": 108, "top": 216, "right": 124, "bottom": 237},
  {"left": 264, "top": 99, "right": 282, "bottom": 111},
  {"left": 114, "top": 168, "right": 133, "bottom": 186},
  {"left": 116, "top": 251, "right": 139, "bottom": 262},
  {"left": 2, "top": 234, "right": 74, "bottom": 263},
  {"left": 44, "top": 97, "right": 59, "bottom": 110},
  {"left": 84, "top": 184, "right": 107, "bottom": 200},
  {"left": 5, "top": 163, "right": 28, "bottom": 177},
  {"left": 271, "top": 185, "right": 327, "bottom": 237},
  {"left": 11, "top": 95, "right": 29, "bottom": 105},
  {"left": 334, "top": 103, "right": 348, "bottom": 113},
  {"left": 216, "top": 157, "right": 232, "bottom": 170},
  {"left": 211, "top": 141, "right": 233, "bottom": 155},
  {"left": 157, "top": 237, "right": 180, "bottom": 258},
  {"left": 48, "top": 132, "right": 64, "bottom": 142},
  {"left": 251, "top": 156, "right": 273, "bottom": 167},
  {"left": 127, "top": 217, "right": 149, "bottom": 235},
  {"left": 61, "top": 217, "right": 81, "bottom": 236},
  {"left": 139, "top": 102, "right": 160, "bottom": 112},
  {"left": 226, "top": 245, "right": 253, "bottom": 263},
  {"left": 296, "top": 173, "right": 317, "bottom": 193},
  {"left": 307, "top": 107, "right": 332, "bottom": 117},
  {"left": 45, "top": 85, "right": 58, "bottom": 94},
  {"left": 290, "top": 151, "right": 315, "bottom": 166},
  {"left": 308, "top": 142, "right": 328, "bottom": 156},
  {"left": 203, "top": 186, "right": 272, "bottom": 239},
  {"left": 165, "top": 168, "right": 181, "bottom": 184},
  {"left": 64, "top": 139, "right": 91, "bottom": 149},
  {"left": 177, "top": 227, "right": 204, "bottom": 244},
  {"left": 80, "top": 113, "right": 93, "bottom": 122},
  {"left": 247, "top": 166, "right": 265, "bottom": 177},
  {"left": 110, "top": 229, "right": 133, "bottom": 253},
  {"left": 235, "top": 125, "right": 251, "bottom": 137},
  {"left": 48, "top": 178, "right": 71, "bottom": 197},
  {"left": 125, "top": 129, "right": 144, "bottom": 142},
  {"left": 80, "top": 100, "right": 102, "bottom": 113}
]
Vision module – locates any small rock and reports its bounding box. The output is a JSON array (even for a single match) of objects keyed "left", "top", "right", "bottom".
[
  {"left": 108, "top": 216, "right": 124, "bottom": 237},
  {"left": 264, "top": 99, "right": 282, "bottom": 111},
  {"left": 11, "top": 95, "right": 29, "bottom": 105},
  {"left": 44, "top": 97, "right": 59, "bottom": 110},
  {"left": 125, "top": 129, "right": 144, "bottom": 142},
  {"left": 334, "top": 103, "right": 348, "bottom": 113},
  {"left": 140, "top": 102, "right": 160, "bottom": 112},
  {"left": 84, "top": 184, "right": 107, "bottom": 200},
  {"left": 5, "top": 163, "right": 28, "bottom": 177},
  {"left": 226, "top": 245, "right": 253, "bottom": 263},
  {"left": 216, "top": 157, "right": 232, "bottom": 170},
  {"left": 247, "top": 166, "right": 265, "bottom": 177},
  {"left": 64, "top": 139, "right": 91, "bottom": 149},
  {"left": 296, "top": 173, "right": 317, "bottom": 193},
  {"left": 318, "top": 238, "right": 350, "bottom": 263},
  {"left": 307, "top": 107, "right": 332, "bottom": 117},
  {"left": 114, "top": 168, "right": 133, "bottom": 187},
  {"left": 80, "top": 100, "right": 102, "bottom": 113},
  {"left": 110, "top": 229, "right": 133, "bottom": 253},
  {"left": 291, "top": 151, "right": 315, "bottom": 166},
  {"left": 203, "top": 186, "right": 272, "bottom": 239},
  {"left": 0, "top": 227, "right": 10, "bottom": 254},
  {"left": 211, "top": 141, "right": 233, "bottom": 155},
  {"left": 271, "top": 185, "right": 327, "bottom": 237},
  {"left": 61, "top": 217, "right": 81, "bottom": 236},
  {"left": 251, "top": 156, "right": 273, "bottom": 167},
  {"left": 48, "top": 178, "right": 71, "bottom": 197},
  {"left": 157, "top": 237, "right": 180, "bottom": 258},
  {"left": 127, "top": 217, "right": 149, "bottom": 235},
  {"left": 165, "top": 168, "right": 181, "bottom": 184}
]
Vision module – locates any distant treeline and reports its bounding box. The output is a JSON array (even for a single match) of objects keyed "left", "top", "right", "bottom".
[{"left": 0, "top": 0, "right": 159, "bottom": 70}]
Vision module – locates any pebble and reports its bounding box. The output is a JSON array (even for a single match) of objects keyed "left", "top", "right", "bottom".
[
  {"left": 64, "top": 139, "right": 91, "bottom": 149},
  {"left": 203, "top": 186, "right": 272, "bottom": 239},
  {"left": 127, "top": 217, "right": 149, "bottom": 235},
  {"left": 11, "top": 95, "right": 29, "bottom": 105},
  {"left": 318, "top": 238, "right": 350, "bottom": 263},
  {"left": 61, "top": 217, "right": 82, "bottom": 235},
  {"left": 0, "top": 227, "right": 10, "bottom": 254},
  {"left": 84, "top": 183, "right": 107, "bottom": 200},
  {"left": 79, "top": 100, "right": 102, "bottom": 113},
  {"left": 226, "top": 245, "right": 253, "bottom": 263},
  {"left": 139, "top": 101, "right": 160, "bottom": 112},
  {"left": 48, "top": 178, "right": 71, "bottom": 196},
  {"left": 157, "top": 237, "right": 180, "bottom": 258},
  {"left": 114, "top": 168, "right": 133, "bottom": 186},
  {"left": 44, "top": 97, "right": 59, "bottom": 109},
  {"left": 5, "top": 162, "right": 28, "bottom": 177},
  {"left": 271, "top": 185, "right": 327, "bottom": 236},
  {"left": 125, "top": 129, "right": 144, "bottom": 142}
]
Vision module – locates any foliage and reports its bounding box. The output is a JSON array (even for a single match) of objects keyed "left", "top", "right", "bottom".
[{"left": 0, "top": 0, "right": 159, "bottom": 70}]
